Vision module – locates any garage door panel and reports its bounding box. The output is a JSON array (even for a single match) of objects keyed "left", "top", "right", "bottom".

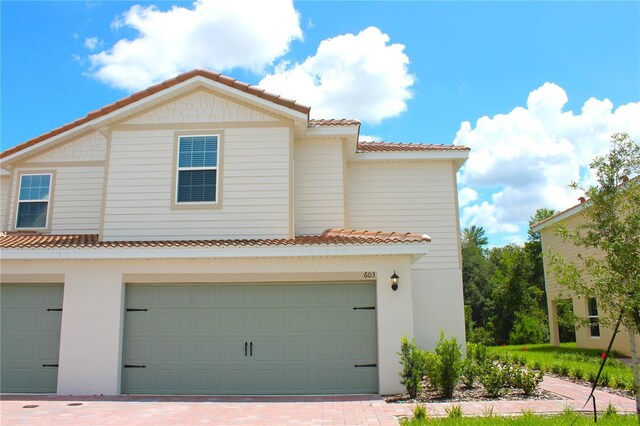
[
  {"left": 1, "top": 284, "right": 63, "bottom": 393},
  {"left": 123, "top": 283, "right": 376, "bottom": 395}
]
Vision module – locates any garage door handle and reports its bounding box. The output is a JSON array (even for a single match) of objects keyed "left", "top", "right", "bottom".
[
  {"left": 354, "top": 364, "right": 377, "bottom": 368},
  {"left": 124, "top": 364, "right": 146, "bottom": 368},
  {"left": 42, "top": 364, "right": 59, "bottom": 368},
  {"left": 245, "top": 341, "right": 248, "bottom": 356},
  {"left": 250, "top": 341, "right": 253, "bottom": 356}
]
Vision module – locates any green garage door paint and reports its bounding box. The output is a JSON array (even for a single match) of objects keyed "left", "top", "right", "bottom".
[
  {"left": 1, "top": 284, "right": 63, "bottom": 393},
  {"left": 122, "top": 283, "right": 377, "bottom": 395}
]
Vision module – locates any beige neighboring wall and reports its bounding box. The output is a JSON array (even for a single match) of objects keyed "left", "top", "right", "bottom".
[
  {"left": 294, "top": 138, "right": 345, "bottom": 234},
  {"left": 102, "top": 88, "right": 293, "bottom": 241},
  {"left": 540, "top": 212, "right": 640, "bottom": 355}
]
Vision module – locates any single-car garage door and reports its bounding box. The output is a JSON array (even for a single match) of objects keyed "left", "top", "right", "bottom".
[
  {"left": 1, "top": 284, "right": 63, "bottom": 393},
  {"left": 122, "top": 283, "right": 377, "bottom": 395}
]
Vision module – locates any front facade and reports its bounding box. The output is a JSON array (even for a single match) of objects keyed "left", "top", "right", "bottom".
[
  {"left": 0, "top": 70, "right": 468, "bottom": 396},
  {"left": 532, "top": 204, "right": 640, "bottom": 356}
]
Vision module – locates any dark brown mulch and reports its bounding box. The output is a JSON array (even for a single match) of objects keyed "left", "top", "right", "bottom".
[{"left": 383, "top": 381, "right": 556, "bottom": 404}]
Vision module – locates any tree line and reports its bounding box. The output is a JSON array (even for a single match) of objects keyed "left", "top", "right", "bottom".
[{"left": 462, "top": 209, "right": 557, "bottom": 346}]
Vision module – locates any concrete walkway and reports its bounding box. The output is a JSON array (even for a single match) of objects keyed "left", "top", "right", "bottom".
[{"left": 0, "top": 377, "right": 636, "bottom": 425}]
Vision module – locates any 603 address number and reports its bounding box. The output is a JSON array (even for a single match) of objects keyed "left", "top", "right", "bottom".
[{"left": 364, "top": 272, "right": 376, "bottom": 279}]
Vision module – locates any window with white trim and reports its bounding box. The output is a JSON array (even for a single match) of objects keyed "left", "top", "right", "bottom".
[
  {"left": 16, "top": 174, "right": 52, "bottom": 229},
  {"left": 176, "top": 135, "right": 219, "bottom": 203},
  {"left": 587, "top": 297, "right": 600, "bottom": 337}
]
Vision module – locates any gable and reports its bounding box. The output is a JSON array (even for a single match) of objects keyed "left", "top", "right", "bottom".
[
  {"left": 121, "top": 89, "right": 281, "bottom": 126},
  {"left": 24, "top": 131, "right": 107, "bottom": 164}
]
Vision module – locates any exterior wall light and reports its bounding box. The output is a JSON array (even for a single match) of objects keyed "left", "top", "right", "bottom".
[{"left": 391, "top": 271, "right": 399, "bottom": 291}]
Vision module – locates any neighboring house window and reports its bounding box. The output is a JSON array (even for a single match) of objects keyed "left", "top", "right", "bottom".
[
  {"left": 587, "top": 297, "right": 600, "bottom": 337},
  {"left": 176, "top": 135, "right": 219, "bottom": 203},
  {"left": 16, "top": 174, "right": 52, "bottom": 229}
]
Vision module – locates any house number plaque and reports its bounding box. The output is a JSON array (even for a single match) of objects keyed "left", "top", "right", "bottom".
[{"left": 363, "top": 272, "right": 376, "bottom": 279}]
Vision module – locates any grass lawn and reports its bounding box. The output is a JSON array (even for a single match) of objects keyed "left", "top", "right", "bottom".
[
  {"left": 402, "top": 412, "right": 636, "bottom": 425},
  {"left": 488, "top": 343, "right": 634, "bottom": 391}
]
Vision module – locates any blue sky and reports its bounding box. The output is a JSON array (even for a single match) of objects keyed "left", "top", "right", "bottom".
[{"left": 2, "top": 1, "right": 639, "bottom": 246}]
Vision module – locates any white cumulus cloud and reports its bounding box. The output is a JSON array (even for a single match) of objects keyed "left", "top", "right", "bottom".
[
  {"left": 84, "top": 37, "right": 101, "bottom": 51},
  {"left": 258, "top": 27, "right": 414, "bottom": 123},
  {"left": 456, "top": 82, "right": 640, "bottom": 237},
  {"left": 88, "top": 0, "right": 302, "bottom": 91},
  {"left": 359, "top": 135, "right": 383, "bottom": 142}
]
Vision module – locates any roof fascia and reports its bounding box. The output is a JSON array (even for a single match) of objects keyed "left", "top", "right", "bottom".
[
  {"left": 530, "top": 202, "right": 589, "bottom": 232},
  {"left": 350, "top": 151, "right": 469, "bottom": 169},
  {"left": 0, "top": 243, "right": 429, "bottom": 263},
  {"left": 1, "top": 76, "right": 308, "bottom": 165},
  {"left": 305, "top": 126, "right": 360, "bottom": 138}
]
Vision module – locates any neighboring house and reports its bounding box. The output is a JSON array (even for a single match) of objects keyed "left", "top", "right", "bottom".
[
  {"left": 0, "top": 69, "right": 469, "bottom": 396},
  {"left": 531, "top": 201, "right": 640, "bottom": 356}
]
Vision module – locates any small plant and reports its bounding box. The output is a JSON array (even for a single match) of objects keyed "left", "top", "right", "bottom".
[
  {"left": 562, "top": 405, "right": 575, "bottom": 416},
  {"left": 482, "top": 405, "right": 494, "bottom": 418},
  {"left": 412, "top": 403, "right": 428, "bottom": 420},
  {"left": 559, "top": 364, "right": 570, "bottom": 376},
  {"left": 532, "top": 360, "right": 542, "bottom": 371},
  {"left": 516, "top": 369, "right": 543, "bottom": 395},
  {"left": 398, "top": 335, "right": 426, "bottom": 399},
  {"left": 551, "top": 364, "right": 562, "bottom": 375},
  {"left": 587, "top": 370, "right": 598, "bottom": 383},
  {"left": 570, "top": 366, "right": 584, "bottom": 380},
  {"left": 445, "top": 404, "right": 463, "bottom": 419},
  {"left": 423, "top": 351, "right": 442, "bottom": 390},
  {"left": 600, "top": 370, "right": 611, "bottom": 387},
  {"left": 481, "top": 363, "right": 505, "bottom": 397},
  {"left": 433, "top": 331, "right": 462, "bottom": 398},
  {"left": 604, "top": 402, "right": 617, "bottom": 417}
]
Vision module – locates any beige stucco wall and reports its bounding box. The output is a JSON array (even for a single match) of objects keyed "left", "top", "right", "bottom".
[
  {"left": 541, "top": 213, "right": 640, "bottom": 355},
  {"left": 294, "top": 138, "right": 346, "bottom": 234},
  {"left": 1, "top": 254, "right": 416, "bottom": 395}
]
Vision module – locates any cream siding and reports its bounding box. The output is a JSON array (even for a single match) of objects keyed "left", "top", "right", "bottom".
[
  {"left": 348, "top": 160, "right": 461, "bottom": 269},
  {"left": 102, "top": 127, "right": 291, "bottom": 240},
  {"left": 1, "top": 176, "right": 9, "bottom": 230},
  {"left": 122, "top": 90, "right": 279, "bottom": 125},
  {"left": 541, "top": 213, "right": 639, "bottom": 355},
  {"left": 7, "top": 166, "right": 104, "bottom": 233},
  {"left": 24, "top": 131, "right": 107, "bottom": 163},
  {"left": 294, "top": 138, "right": 345, "bottom": 234}
]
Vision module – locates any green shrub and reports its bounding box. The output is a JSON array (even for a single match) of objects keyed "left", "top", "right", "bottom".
[
  {"left": 600, "top": 371, "right": 611, "bottom": 387},
  {"left": 467, "top": 343, "right": 489, "bottom": 365},
  {"left": 587, "top": 370, "right": 598, "bottom": 383},
  {"left": 532, "top": 360, "right": 542, "bottom": 371},
  {"left": 551, "top": 364, "right": 562, "bottom": 375},
  {"left": 481, "top": 363, "right": 505, "bottom": 397},
  {"left": 460, "top": 358, "right": 480, "bottom": 389},
  {"left": 559, "top": 364, "right": 570, "bottom": 376},
  {"left": 412, "top": 404, "right": 428, "bottom": 420},
  {"left": 515, "top": 369, "right": 543, "bottom": 395},
  {"left": 398, "top": 335, "right": 426, "bottom": 399},
  {"left": 434, "top": 332, "right": 462, "bottom": 398},
  {"left": 508, "top": 314, "right": 548, "bottom": 345},
  {"left": 423, "top": 351, "right": 442, "bottom": 390}
]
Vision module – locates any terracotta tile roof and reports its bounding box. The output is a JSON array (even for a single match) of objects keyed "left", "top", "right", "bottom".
[
  {"left": 0, "top": 228, "right": 430, "bottom": 249},
  {"left": 1, "top": 69, "right": 310, "bottom": 160},
  {"left": 357, "top": 142, "right": 470, "bottom": 153},
  {"left": 309, "top": 119, "right": 360, "bottom": 127}
]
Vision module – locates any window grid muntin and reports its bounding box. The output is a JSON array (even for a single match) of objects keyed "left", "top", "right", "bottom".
[
  {"left": 16, "top": 173, "right": 52, "bottom": 229},
  {"left": 176, "top": 135, "right": 219, "bottom": 204}
]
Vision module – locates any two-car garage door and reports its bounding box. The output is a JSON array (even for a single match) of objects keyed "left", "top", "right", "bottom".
[{"left": 122, "top": 282, "right": 378, "bottom": 395}]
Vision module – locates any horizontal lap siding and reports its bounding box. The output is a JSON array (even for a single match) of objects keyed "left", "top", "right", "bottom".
[
  {"left": 348, "top": 161, "right": 460, "bottom": 269},
  {"left": 7, "top": 166, "right": 104, "bottom": 233},
  {"left": 294, "top": 139, "right": 345, "bottom": 235},
  {"left": 102, "top": 127, "right": 291, "bottom": 240},
  {"left": 0, "top": 177, "right": 9, "bottom": 230}
]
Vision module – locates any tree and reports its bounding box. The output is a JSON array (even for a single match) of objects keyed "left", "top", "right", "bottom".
[
  {"left": 549, "top": 133, "right": 640, "bottom": 419},
  {"left": 463, "top": 225, "right": 489, "bottom": 247}
]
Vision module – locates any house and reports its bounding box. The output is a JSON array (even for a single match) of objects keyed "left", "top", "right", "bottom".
[
  {"left": 0, "top": 69, "right": 469, "bottom": 396},
  {"left": 531, "top": 201, "right": 640, "bottom": 356}
]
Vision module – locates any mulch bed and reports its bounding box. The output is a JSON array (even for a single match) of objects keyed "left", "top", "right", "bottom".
[{"left": 383, "top": 380, "right": 556, "bottom": 404}]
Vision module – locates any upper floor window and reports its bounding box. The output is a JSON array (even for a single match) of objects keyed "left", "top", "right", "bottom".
[
  {"left": 176, "top": 135, "right": 219, "bottom": 204},
  {"left": 16, "top": 174, "right": 52, "bottom": 229},
  {"left": 587, "top": 297, "right": 600, "bottom": 337}
]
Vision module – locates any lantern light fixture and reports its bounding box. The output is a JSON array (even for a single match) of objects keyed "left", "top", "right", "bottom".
[{"left": 391, "top": 271, "right": 399, "bottom": 291}]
